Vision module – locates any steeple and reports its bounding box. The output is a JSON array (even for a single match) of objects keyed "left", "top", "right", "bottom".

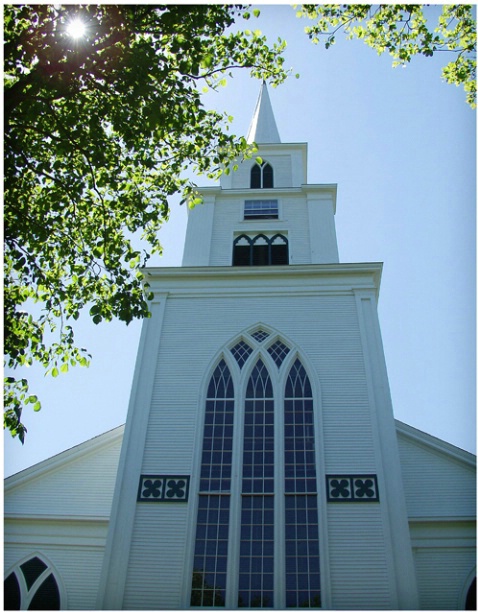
[{"left": 246, "top": 81, "right": 281, "bottom": 144}]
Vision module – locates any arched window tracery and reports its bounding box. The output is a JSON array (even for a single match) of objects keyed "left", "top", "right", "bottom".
[
  {"left": 233, "top": 233, "right": 288, "bottom": 267},
  {"left": 191, "top": 332, "right": 321, "bottom": 608},
  {"left": 4, "top": 555, "right": 62, "bottom": 610}
]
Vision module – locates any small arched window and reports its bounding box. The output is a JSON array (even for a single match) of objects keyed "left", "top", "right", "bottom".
[
  {"left": 233, "top": 234, "right": 288, "bottom": 267},
  {"left": 250, "top": 162, "right": 273, "bottom": 188},
  {"left": 4, "top": 556, "right": 62, "bottom": 610}
]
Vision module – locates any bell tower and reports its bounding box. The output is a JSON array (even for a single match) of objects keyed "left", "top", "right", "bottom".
[
  {"left": 182, "top": 82, "right": 339, "bottom": 268},
  {"left": 97, "top": 83, "right": 419, "bottom": 610}
]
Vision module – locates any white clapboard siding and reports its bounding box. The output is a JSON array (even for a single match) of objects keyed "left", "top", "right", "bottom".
[
  {"left": 4, "top": 521, "right": 109, "bottom": 610},
  {"left": 123, "top": 505, "right": 189, "bottom": 610},
  {"left": 229, "top": 154, "right": 293, "bottom": 189},
  {"left": 282, "top": 195, "right": 311, "bottom": 264},
  {"left": 142, "top": 291, "right": 374, "bottom": 474},
  {"left": 396, "top": 423, "right": 476, "bottom": 519},
  {"left": 209, "top": 193, "right": 314, "bottom": 266},
  {"left": 5, "top": 427, "right": 123, "bottom": 518},
  {"left": 327, "top": 505, "right": 393, "bottom": 609},
  {"left": 414, "top": 547, "right": 476, "bottom": 610}
]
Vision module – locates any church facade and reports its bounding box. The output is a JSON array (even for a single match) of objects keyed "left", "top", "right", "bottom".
[{"left": 4, "top": 85, "right": 476, "bottom": 610}]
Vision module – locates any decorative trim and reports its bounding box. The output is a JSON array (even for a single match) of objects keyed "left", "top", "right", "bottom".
[
  {"left": 137, "top": 475, "right": 190, "bottom": 502},
  {"left": 326, "top": 475, "right": 379, "bottom": 502}
]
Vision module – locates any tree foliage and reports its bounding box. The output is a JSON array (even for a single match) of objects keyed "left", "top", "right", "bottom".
[
  {"left": 4, "top": 4, "right": 288, "bottom": 442},
  {"left": 297, "top": 4, "right": 476, "bottom": 107}
]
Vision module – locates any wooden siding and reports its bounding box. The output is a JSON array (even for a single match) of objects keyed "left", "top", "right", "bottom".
[
  {"left": 121, "top": 286, "right": 396, "bottom": 607},
  {"left": 123, "top": 505, "right": 189, "bottom": 609},
  {"left": 397, "top": 433, "right": 476, "bottom": 519},
  {"left": 5, "top": 431, "right": 122, "bottom": 518},
  {"left": 327, "top": 505, "right": 393, "bottom": 609},
  {"left": 4, "top": 519, "right": 109, "bottom": 610},
  {"left": 413, "top": 547, "right": 475, "bottom": 610},
  {"left": 141, "top": 292, "right": 374, "bottom": 474},
  {"left": 230, "top": 154, "right": 293, "bottom": 189},
  {"left": 208, "top": 193, "right": 314, "bottom": 267}
]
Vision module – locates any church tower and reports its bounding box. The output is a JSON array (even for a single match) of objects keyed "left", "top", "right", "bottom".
[{"left": 97, "top": 83, "right": 419, "bottom": 609}]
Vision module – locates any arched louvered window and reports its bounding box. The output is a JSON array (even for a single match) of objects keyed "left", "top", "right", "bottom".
[
  {"left": 251, "top": 163, "right": 262, "bottom": 188},
  {"left": 284, "top": 359, "right": 321, "bottom": 608},
  {"left": 4, "top": 556, "right": 61, "bottom": 610},
  {"left": 190, "top": 360, "right": 234, "bottom": 607},
  {"left": 233, "top": 234, "right": 288, "bottom": 267},
  {"left": 250, "top": 162, "right": 274, "bottom": 188},
  {"left": 239, "top": 359, "right": 275, "bottom": 608}
]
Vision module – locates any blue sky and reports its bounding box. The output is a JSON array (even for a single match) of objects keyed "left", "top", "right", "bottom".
[{"left": 5, "top": 5, "right": 476, "bottom": 477}]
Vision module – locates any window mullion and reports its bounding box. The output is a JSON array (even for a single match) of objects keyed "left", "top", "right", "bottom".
[
  {"left": 275, "top": 372, "right": 286, "bottom": 610},
  {"left": 226, "top": 386, "right": 244, "bottom": 608}
]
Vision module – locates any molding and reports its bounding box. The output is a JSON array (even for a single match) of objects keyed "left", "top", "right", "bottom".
[
  {"left": 145, "top": 263, "right": 382, "bottom": 300},
  {"left": 408, "top": 516, "right": 476, "bottom": 524},
  {"left": 353, "top": 289, "right": 420, "bottom": 608},
  {"left": 395, "top": 419, "right": 476, "bottom": 467},
  {"left": 194, "top": 183, "right": 336, "bottom": 201},
  {"left": 96, "top": 295, "right": 169, "bottom": 609},
  {"left": 5, "top": 514, "right": 110, "bottom": 524},
  {"left": 4, "top": 425, "right": 124, "bottom": 489}
]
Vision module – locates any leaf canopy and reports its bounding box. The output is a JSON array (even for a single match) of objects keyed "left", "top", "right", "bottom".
[
  {"left": 4, "top": 4, "right": 289, "bottom": 441},
  {"left": 297, "top": 4, "right": 476, "bottom": 107}
]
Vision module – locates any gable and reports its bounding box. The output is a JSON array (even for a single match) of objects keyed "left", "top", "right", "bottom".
[
  {"left": 396, "top": 420, "right": 476, "bottom": 519},
  {"left": 5, "top": 426, "right": 124, "bottom": 518}
]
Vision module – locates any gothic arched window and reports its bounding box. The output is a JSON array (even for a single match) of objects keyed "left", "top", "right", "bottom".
[
  {"left": 251, "top": 162, "right": 274, "bottom": 188},
  {"left": 239, "top": 359, "right": 275, "bottom": 607},
  {"left": 191, "top": 333, "right": 320, "bottom": 608},
  {"left": 233, "top": 234, "right": 288, "bottom": 267},
  {"left": 190, "top": 360, "right": 234, "bottom": 608},
  {"left": 284, "top": 359, "right": 321, "bottom": 608},
  {"left": 4, "top": 556, "right": 62, "bottom": 610}
]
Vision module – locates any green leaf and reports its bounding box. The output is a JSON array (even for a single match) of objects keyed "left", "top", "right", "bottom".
[{"left": 3, "top": 3, "right": 290, "bottom": 440}]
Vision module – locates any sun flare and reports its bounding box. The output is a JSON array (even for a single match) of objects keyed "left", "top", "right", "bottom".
[{"left": 66, "top": 17, "right": 86, "bottom": 39}]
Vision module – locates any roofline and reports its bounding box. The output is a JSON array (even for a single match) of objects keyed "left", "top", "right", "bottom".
[
  {"left": 5, "top": 425, "right": 125, "bottom": 488},
  {"left": 395, "top": 419, "right": 476, "bottom": 467}
]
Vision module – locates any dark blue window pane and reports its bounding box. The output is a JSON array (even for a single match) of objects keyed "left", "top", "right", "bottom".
[
  {"left": 4, "top": 572, "right": 21, "bottom": 611},
  {"left": 284, "top": 360, "right": 320, "bottom": 608},
  {"left": 193, "top": 361, "right": 234, "bottom": 607},
  {"left": 250, "top": 164, "right": 261, "bottom": 188}
]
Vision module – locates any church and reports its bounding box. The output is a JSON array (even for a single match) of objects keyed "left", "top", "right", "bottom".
[{"left": 4, "top": 84, "right": 476, "bottom": 610}]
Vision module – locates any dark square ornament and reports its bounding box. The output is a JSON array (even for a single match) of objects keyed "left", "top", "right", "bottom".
[
  {"left": 138, "top": 475, "right": 190, "bottom": 502},
  {"left": 326, "top": 474, "right": 379, "bottom": 502}
]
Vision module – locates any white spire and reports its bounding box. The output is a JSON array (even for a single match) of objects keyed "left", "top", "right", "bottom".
[{"left": 246, "top": 82, "right": 281, "bottom": 144}]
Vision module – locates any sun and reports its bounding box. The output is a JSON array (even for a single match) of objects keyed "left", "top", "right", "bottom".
[{"left": 66, "top": 17, "right": 87, "bottom": 39}]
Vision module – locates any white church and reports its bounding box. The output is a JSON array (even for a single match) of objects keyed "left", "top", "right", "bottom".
[{"left": 4, "top": 84, "right": 476, "bottom": 610}]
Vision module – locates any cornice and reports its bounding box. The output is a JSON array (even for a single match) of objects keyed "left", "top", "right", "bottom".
[
  {"left": 194, "top": 183, "right": 336, "bottom": 200},
  {"left": 144, "top": 263, "right": 383, "bottom": 299}
]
